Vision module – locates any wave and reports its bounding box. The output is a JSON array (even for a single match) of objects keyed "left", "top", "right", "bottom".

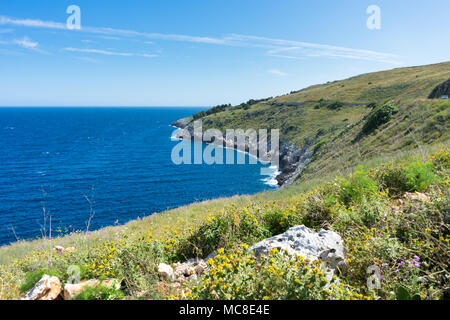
[
  {"left": 170, "top": 127, "right": 182, "bottom": 141},
  {"left": 261, "top": 165, "right": 280, "bottom": 187}
]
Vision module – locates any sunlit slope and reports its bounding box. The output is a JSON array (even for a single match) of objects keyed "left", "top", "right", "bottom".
[
  {"left": 195, "top": 62, "right": 450, "bottom": 184},
  {"left": 275, "top": 61, "right": 450, "bottom": 104}
]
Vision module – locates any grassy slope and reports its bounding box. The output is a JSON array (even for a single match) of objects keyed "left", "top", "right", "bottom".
[
  {"left": 0, "top": 62, "right": 449, "bottom": 300},
  {"left": 195, "top": 61, "right": 450, "bottom": 184}
]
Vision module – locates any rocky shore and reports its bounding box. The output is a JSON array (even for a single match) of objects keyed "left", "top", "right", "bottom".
[{"left": 171, "top": 118, "right": 314, "bottom": 187}]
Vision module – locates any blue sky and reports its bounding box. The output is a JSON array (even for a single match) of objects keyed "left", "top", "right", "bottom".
[{"left": 0, "top": 0, "right": 449, "bottom": 106}]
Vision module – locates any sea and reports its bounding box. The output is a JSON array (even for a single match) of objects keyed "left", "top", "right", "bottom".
[{"left": 0, "top": 107, "right": 278, "bottom": 246}]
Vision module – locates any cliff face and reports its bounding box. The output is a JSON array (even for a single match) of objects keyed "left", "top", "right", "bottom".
[
  {"left": 428, "top": 79, "right": 450, "bottom": 98},
  {"left": 276, "top": 142, "right": 314, "bottom": 186}
]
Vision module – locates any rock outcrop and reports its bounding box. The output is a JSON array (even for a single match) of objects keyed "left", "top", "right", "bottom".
[
  {"left": 171, "top": 117, "right": 192, "bottom": 129},
  {"left": 158, "top": 263, "right": 174, "bottom": 281},
  {"left": 174, "top": 259, "right": 208, "bottom": 282},
  {"left": 53, "top": 246, "right": 77, "bottom": 254},
  {"left": 63, "top": 278, "right": 121, "bottom": 300},
  {"left": 22, "top": 275, "right": 62, "bottom": 300},
  {"left": 249, "top": 225, "right": 347, "bottom": 278},
  {"left": 428, "top": 79, "right": 450, "bottom": 98},
  {"left": 171, "top": 119, "right": 313, "bottom": 187},
  {"left": 276, "top": 142, "right": 314, "bottom": 186}
]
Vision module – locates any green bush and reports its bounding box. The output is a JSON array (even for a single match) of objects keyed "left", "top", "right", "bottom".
[
  {"left": 404, "top": 161, "right": 436, "bottom": 192},
  {"left": 314, "top": 139, "right": 328, "bottom": 153},
  {"left": 302, "top": 186, "right": 339, "bottom": 228},
  {"left": 327, "top": 101, "right": 345, "bottom": 110},
  {"left": 339, "top": 168, "right": 379, "bottom": 206},
  {"left": 20, "top": 269, "right": 62, "bottom": 293},
  {"left": 187, "top": 247, "right": 370, "bottom": 300},
  {"left": 175, "top": 206, "right": 269, "bottom": 260},
  {"left": 361, "top": 104, "right": 398, "bottom": 136},
  {"left": 75, "top": 285, "right": 124, "bottom": 300},
  {"left": 372, "top": 161, "right": 436, "bottom": 195},
  {"left": 263, "top": 205, "right": 302, "bottom": 235}
]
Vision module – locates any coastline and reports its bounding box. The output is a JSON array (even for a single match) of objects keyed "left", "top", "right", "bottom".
[
  {"left": 170, "top": 124, "right": 280, "bottom": 187},
  {"left": 170, "top": 118, "right": 313, "bottom": 187}
]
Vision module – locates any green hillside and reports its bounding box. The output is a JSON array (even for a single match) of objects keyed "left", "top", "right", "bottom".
[{"left": 189, "top": 61, "right": 450, "bottom": 185}]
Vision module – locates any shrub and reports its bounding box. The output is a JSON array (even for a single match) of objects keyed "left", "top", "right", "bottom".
[
  {"left": 186, "top": 247, "right": 370, "bottom": 300},
  {"left": 371, "top": 161, "right": 436, "bottom": 195},
  {"left": 302, "top": 183, "right": 340, "bottom": 229},
  {"left": 327, "top": 101, "right": 345, "bottom": 110},
  {"left": 430, "top": 148, "right": 450, "bottom": 171},
  {"left": 111, "top": 238, "right": 164, "bottom": 295},
  {"left": 361, "top": 104, "right": 399, "bottom": 136},
  {"left": 314, "top": 140, "right": 328, "bottom": 153},
  {"left": 263, "top": 205, "right": 302, "bottom": 235},
  {"left": 403, "top": 161, "right": 435, "bottom": 192},
  {"left": 20, "top": 269, "right": 62, "bottom": 293},
  {"left": 339, "top": 168, "right": 379, "bottom": 206},
  {"left": 175, "top": 206, "right": 269, "bottom": 260},
  {"left": 75, "top": 284, "right": 124, "bottom": 300}
]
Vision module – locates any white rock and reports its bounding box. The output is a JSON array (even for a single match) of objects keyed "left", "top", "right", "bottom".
[
  {"left": 158, "top": 263, "right": 174, "bottom": 281},
  {"left": 64, "top": 247, "right": 77, "bottom": 253},
  {"left": 63, "top": 278, "right": 121, "bottom": 300},
  {"left": 174, "top": 259, "right": 208, "bottom": 279},
  {"left": 64, "top": 279, "right": 100, "bottom": 300},
  {"left": 53, "top": 246, "right": 65, "bottom": 253},
  {"left": 249, "top": 225, "right": 347, "bottom": 277},
  {"left": 23, "top": 275, "right": 61, "bottom": 300}
]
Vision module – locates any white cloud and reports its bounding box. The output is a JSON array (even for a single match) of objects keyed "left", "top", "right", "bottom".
[
  {"left": 0, "top": 15, "right": 401, "bottom": 64},
  {"left": 65, "top": 47, "right": 132, "bottom": 56},
  {"left": 64, "top": 47, "right": 158, "bottom": 58},
  {"left": 268, "top": 69, "right": 288, "bottom": 76},
  {"left": 137, "top": 53, "right": 159, "bottom": 58},
  {"left": 14, "top": 37, "right": 39, "bottom": 49},
  {"left": 98, "top": 36, "right": 121, "bottom": 41},
  {"left": 0, "top": 16, "right": 65, "bottom": 29}
]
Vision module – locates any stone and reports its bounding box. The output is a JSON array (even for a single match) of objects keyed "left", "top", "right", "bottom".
[
  {"left": 100, "top": 278, "right": 121, "bottom": 290},
  {"left": 184, "top": 267, "right": 196, "bottom": 276},
  {"left": 405, "top": 192, "right": 430, "bottom": 203},
  {"left": 428, "top": 79, "right": 450, "bottom": 99},
  {"left": 53, "top": 246, "right": 65, "bottom": 253},
  {"left": 63, "top": 278, "right": 121, "bottom": 299},
  {"left": 195, "top": 260, "right": 208, "bottom": 275},
  {"left": 174, "top": 259, "right": 208, "bottom": 279},
  {"left": 64, "top": 247, "right": 77, "bottom": 253},
  {"left": 158, "top": 263, "right": 174, "bottom": 281},
  {"left": 23, "top": 275, "right": 61, "bottom": 300},
  {"left": 53, "top": 246, "right": 77, "bottom": 254},
  {"left": 64, "top": 279, "right": 100, "bottom": 300},
  {"left": 249, "top": 225, "right": 347, "bottom": 277},
  {"left": 189, "top": 274, "right": 198, "bottom": 282}
]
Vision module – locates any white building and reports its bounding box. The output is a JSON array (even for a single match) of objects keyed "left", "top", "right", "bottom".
[{"left": 442, "top": 95, "right": 449, "bottom": 99}]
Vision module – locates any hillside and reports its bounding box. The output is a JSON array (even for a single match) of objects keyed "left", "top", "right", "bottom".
[
  {"left": 0, "top": 62, "right": 449, "bottom": 301},
  {"left": 174, "top": 62, "right": 450, "bottom": 185}
]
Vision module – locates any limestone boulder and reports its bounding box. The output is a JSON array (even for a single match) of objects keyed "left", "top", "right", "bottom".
[
  {"left": 64, "top": 279, "right": 100, "bottom": 300},
  {"left": 158, "top": 263, "right": 174, "bottom": 281},
  {"left": 249, "top": 225, "right": 347, "bottom": 277},
  {"left": 22, "top": 274, "right": 61, "bottom": 300},
  {"left": 63, "top": 278, "right": 121, "bottom": 300}
]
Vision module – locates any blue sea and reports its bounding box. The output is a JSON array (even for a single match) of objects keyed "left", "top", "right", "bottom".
[{"left": 0, "top": 107, "right": 277, "bottom": 246}]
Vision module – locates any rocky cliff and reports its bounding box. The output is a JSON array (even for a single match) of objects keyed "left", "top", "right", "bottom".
[
  {"left": 171, "top": 119, "right": 312, "bottom": 187},
  {"left": 428, "top": 79, "right": 450, "bottom": 98}
]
